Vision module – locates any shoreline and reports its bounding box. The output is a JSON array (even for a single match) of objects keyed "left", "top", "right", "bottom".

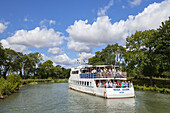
[
  {"left": 134, "top": 85, "right": 170, "bottom": 94},
  {"left": 0, "top": 79, "right": 68, "bottom": 99},
  {"left": 1, "top": 78, "right": 169, "bottom": 99}
]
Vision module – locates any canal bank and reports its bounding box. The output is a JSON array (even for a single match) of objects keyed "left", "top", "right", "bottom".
[{"left": 0, "top": 78, "right": 68, "bottom": 99}]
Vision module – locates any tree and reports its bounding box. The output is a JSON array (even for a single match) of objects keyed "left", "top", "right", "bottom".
[
  {"left": 1, "top": 48, "right": 19, "bottom": 79},
  {"left": 37, "top": 60, "right": 54, "bottom": 79},
  {"left": 155, "top": 17, "right": 170, "bottom": 77},
  {"left": 88, "top": 43, "right": 125, "bottom": 65},
  {"left": 0, "top": 43, "right": 5, "bottom": 77}
]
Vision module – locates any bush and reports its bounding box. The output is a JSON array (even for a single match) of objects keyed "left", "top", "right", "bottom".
[
  {"left": 7, "top": 74, "right": 21, "bottom": 92},
  {"left": 0, "top": 74, "right": 22, "bottom": 96},
  {"left": 0, "top": 77, "right": 11, "bottom": 95}
]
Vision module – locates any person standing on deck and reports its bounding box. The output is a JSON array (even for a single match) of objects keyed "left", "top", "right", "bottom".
[
  {"left": 116, "top": 81, "right": 121, "bottom": 88},
  {"left": 109, "top": 81, "right": 113, "bottom": 88}
]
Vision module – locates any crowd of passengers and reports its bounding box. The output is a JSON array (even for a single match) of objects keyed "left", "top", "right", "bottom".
[
  {"left": 96, "top": 80, "right": 132, "bottom": 88},
  {"left": 91, "top": 67, "right": 125, "bottom": 78}
]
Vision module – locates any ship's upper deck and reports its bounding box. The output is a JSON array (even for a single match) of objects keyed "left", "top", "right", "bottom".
[{"left": 70, "top": 65, "right": 127, "bottom": 80}]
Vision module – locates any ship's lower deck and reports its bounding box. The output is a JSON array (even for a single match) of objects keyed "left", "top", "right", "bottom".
[{"left": 68, "top": 82, "right": 135, "bottom": 99}]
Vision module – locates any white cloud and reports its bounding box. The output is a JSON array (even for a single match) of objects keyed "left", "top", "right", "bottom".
[
  {"left": 41, "top": 53, "right": 52, "bottom": 61},
  {"left": 78, "top": 52, "right": 94, "bottom": 60},
  {"left": 130, "top": 0, "right": 142, "bottom": 6},
  {"left": 40, "top": 19, "right": 56, "bottom": 26},
  {"left": 48, "top": 47, "right": 64, "bottom": 55},
  {"left": 53, "top": 54, "right": 76, "bottom": 65},
  {"left": 0, "top": 22, "right": 7, "bottom": 33},
  {"left": 67, "top": 0, "right": 170, "bottom": 52},
  {"left": 122, "top": 5, "right": 125, "bottom": 8},
  {"left": 6, "top": 27, "right": 64, "bottom": 48},
  {"left": 0, "top": 39, "right": 31, "bottom": 54},
  {"left": 97, "top": 0, "right": 114, "bottom": 16},
  {"left": 67, "top": 40, "right": 91, "bottom": 52},
  {"left": 49, "top": 20, "right": 56, "bottom": 25}
]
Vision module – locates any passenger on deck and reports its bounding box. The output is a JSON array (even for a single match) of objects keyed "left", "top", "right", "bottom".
[
  {"left": 124, "top": 81, "right": 128, "bottom": 88},
  {"left": 100, "top": 82, "right": 102, "bottom": 87},
  {"left": 97, "top": 82, "right": 100, "bottom": 87},
  {"left": 108, "top": 68, "right": 111, "bottom": 77},
  {"left": 116, "top": 81, "right": 121, "bottom": 88},
  {"left": 113, "top": 82, "right": 117, "bottom": 88},
  {"left": 112, "top": 68, "right": 116, "bottom": 77},
  {"left": 100, "top": 69, "right": 103, "bottom": 78},
  {"left": 109, "top": 81, "right": 113, "bottom": 88},
  {"left": 106, "top": 81, "right": 109, "bottom": 88},
  {"left": 117, "top": 70, "right": 122, "bottom": 78},
  {"left": 119, "top": 70, "right": 122, "bottom": 77},
  {"left": 102, "top": 82, "right": 106, "bottom": 88},
  {"left": 128, "top": 81, "right": 131, "bottom": 87},
  {"left": 109, "top": 68, "right": 111, "bottom": 72},
  {"left": 98, "top": 68, "right": 101, "bottom": 72},
  {"left": 92, "top": 68, "right": 97, "bottom": 73},
  {"left": 103, "top": 68, "right": 107, "bottom": 77},
  {"left": 121, "top": 81, "right": 124, "bottom": 88}
]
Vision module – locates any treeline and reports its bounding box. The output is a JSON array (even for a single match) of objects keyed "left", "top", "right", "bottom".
[
  {"left": 89, "top": 17, "right": 170, "bottom": 86},
  {"left": 0, "top": 45, "right": 70, "bottom": 79}
]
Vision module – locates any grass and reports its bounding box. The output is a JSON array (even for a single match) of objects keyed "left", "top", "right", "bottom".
[
  {"left": 21, "top": 78, "right": 68, "bottom": 84},
  {"left": 134, "top": 85, "right": 170, "bottom": 94}
]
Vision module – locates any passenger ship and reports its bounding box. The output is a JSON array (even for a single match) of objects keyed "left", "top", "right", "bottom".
[{"left": 68, "top": 65, "right": 135, "bottom": 99}]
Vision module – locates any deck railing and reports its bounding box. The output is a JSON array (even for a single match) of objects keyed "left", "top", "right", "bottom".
[{"left": 80, "top": 72, "right": 127, "bottom": 79}]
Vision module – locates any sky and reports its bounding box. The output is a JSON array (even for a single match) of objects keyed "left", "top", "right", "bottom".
[{"left": 0, "top": 0, "right": 170, "bottom": 68}]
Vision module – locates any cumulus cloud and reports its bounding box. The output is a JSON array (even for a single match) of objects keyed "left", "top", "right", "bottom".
[
  {"left": 78, "top": 52, "right": 94, "bottom": 60},
  {"left": 67, "top": 40, "right": 92, "bottom": 52},
  {"left": 6, "top": 27, "right": 64, "bottom": 48},
  {"left": 48, "top": 47, "right": 64, "bottom": 55},
  {"left": 67, "top": 0, "right": 170, "bottom": 52},
  {"left": 53, "top": 54, "right": 76, "bottom": 65},
  {"left": 0, "top": 22, "right": 7, "bottom": 33},
  {"left": 130, "top": 0, "right": 142, "bottom": 6},
  {"left": 97, "top": 0, "right": 114, "bottom": 16},
  {"left": 0, "top": 39, "right": 31, "bottom": 54},
  {"left": 41, "top": 53, "right": 52, "bottom": 61}
]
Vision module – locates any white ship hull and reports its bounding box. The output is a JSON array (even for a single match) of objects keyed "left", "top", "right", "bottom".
[{"left": 68, "top": 80, "right": 135, "bottom": 99}]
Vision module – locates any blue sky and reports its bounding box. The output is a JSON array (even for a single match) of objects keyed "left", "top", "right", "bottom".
[{"left": 0, "top": 0, "right": 169, "bottom": 67}]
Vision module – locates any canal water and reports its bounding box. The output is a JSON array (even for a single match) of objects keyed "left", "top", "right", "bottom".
[{"left": 0, "top": 83, "right": 170, "bottom": 113}]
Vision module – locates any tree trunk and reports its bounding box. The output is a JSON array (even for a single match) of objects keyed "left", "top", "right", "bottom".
[
  {"left": 20, "top": 69, "right": 23, "bottom": 79},
  {"left": 150, "top": 74, "right": 153, "bottom": 87}
]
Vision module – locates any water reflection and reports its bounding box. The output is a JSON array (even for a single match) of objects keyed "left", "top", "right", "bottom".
[{"left": 67, "top": 89, "right": 136, "bottom": 113}]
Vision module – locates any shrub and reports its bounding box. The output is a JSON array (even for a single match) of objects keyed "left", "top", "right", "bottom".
[{"left": 7, "top": 74, "right": 21, "bottom": 92}]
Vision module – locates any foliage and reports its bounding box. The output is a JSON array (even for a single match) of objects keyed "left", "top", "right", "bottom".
[
  {"left": 134, "top": 85, "right": 170, "bottom": 94},
  {"left": 88, "top": 43, "right": 126, "bottom": 66},
  {"left": 0, "top": 74, "right": 21, "bottom": 96}
]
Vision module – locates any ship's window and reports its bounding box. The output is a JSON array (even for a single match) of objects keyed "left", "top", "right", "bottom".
[
  {"left": 85, "top": 82, "right": 86, "bottom": 86},
  {"left": 87, "top": 82, "right": 89, "bottom": 86},
  {"left": 72, "top": 71, "right": 79, "bottom": 74}
]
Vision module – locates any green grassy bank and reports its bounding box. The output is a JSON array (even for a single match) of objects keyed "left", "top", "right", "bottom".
[
  {"left": 21, "top": 78, "right": 68, "bottom": 84},
  {"left": 128, "top": 77, "right": 170, "bottom": 94}
]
